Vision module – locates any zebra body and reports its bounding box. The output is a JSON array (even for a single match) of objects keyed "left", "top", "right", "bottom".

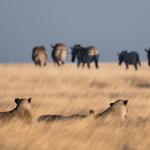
[
  {"left": 51, "top": 43, "right": 67, "bottom": 66},
  {"left": 118, "top": 51, "right": 141, "bottom": 70},
  {"left": 71, "top": 44, "right": 99, "bottom": 69},
  {"left": 32, "top": 46, "right": 48, "bottom": 67}
]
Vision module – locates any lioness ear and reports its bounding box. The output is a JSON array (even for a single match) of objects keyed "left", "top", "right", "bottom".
[
  {"left": 123, "top": 100, "right": 128, "bottom": 105},
  {"left": 110, "top": 103, "right": 114, "bottom": 107},
  {"left": 28, "top": 97, "right": 32, "bottom": 103},
  {"left": 15, "top": 98, "right": 21, "bottom": 105}
]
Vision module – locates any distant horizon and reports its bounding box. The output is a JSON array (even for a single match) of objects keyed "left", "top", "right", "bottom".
[
  {"left": 0, "top": 48, "right": 148, "bottom": 63},
  {"left": 0, "top": 60, "right": 148, "bottom": 64}
]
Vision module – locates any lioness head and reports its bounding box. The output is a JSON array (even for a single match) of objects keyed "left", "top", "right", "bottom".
[
  {"left": 89, "top": 109, "right": 95, "bottom": 115},
  {"left": 15, "top": 97, "right": 32, "bottom": 112},
  {"left": 110, "top": 99, "right": 128, "bottom": 120}
]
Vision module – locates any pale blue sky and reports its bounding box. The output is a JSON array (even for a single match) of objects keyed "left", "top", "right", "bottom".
[{"left": 0, "top": 0, "right": 150, "bottom": 63}]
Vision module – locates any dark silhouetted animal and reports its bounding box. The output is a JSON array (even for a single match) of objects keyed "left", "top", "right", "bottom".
[
  {"left": 71, "top": 44, "right": 99, "bottom": 69},
  {"left": 51, "top": 43, "right": 67, "bottom": 66},
  {"left": 0, "top": 98, "right": 32, "bottom": 123},
  {"left": 118, "top": 51, "right": 141, "bottom": 70},
  {"left": 95, "top": 100, "right": 128, "bottom": 120},
  {"left": 32, "top": 46, "right": 48, "bottom": 66},
  {"left": 145, "top": 48, "right": 150, "bottom": 67},
  {"left": 37, "top": 110, "right": 94, "bottom": 123}
]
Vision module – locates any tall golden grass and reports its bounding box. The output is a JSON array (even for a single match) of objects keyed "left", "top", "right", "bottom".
[{"left": 0, "top": 63, "right": 149, "bottom": 150}]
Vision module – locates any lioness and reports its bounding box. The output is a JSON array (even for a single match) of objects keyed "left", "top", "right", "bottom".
[
  {"left": 95, "top": 100, "right": 128, "bottom": 120},
  {"left": 37, "top": 110, "right": 94, "bottom": 122},
  {"left": 38, "top": 114, "right": 65, "bottom": 122},
  {"left": 67, "top": 109, "right": 95, "bottom": 119},
  {"left": 0, "top": 97, "right": 32, "bottom": 123}
]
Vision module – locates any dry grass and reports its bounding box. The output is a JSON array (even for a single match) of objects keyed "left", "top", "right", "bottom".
[{"left": 0, "top": 63, "right": 149, "bottom": 150}]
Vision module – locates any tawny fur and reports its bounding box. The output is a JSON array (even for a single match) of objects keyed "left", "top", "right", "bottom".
[
  {"left": 0, "top": 98, "right": 32, "bottom": 124},
  {"left": 37, "top": 110, "right": 94, "bottom": 122},
  {"left": 95, "top": 99, "right": 128, "bottom": 120},
  {"left": 51, "top": 43, "right": 68, "bottom": 66},
  {"left": 32, "top": 46, "right": 48, "bottom": 66}
]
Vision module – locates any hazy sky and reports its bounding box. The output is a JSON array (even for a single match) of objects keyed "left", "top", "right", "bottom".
[{"left": 0, "top": 0, "right": 150, "bottom": 63}]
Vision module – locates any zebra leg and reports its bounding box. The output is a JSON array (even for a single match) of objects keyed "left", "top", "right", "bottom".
[
  {"left": 94, "top": 59, "right": 99, "bottom": 69},
  {"left": 39, "top": 61, "right": 42, "bottom": 67},
  {"left": 77, "top": 62, "right": 81, "bottom": 68},
  {"left": 82, "top": 63, "right": 85, "bottom": 68},
  {"left": 36, "top": 60, "right": 41, "bottom": 67},
  {"left": 61, "top": 61, "right": 65, "bottom": 65},
  {"left": 44, "top": 62, "right": 47, "bottom": 66},
  {"left": 55, "top": 61, "right": 59, "bottom": 66},
  {"left": 87, "top": 63, "right": 91, "bottom": 69},
  {"left": 77, "top": 60, "right": 81, "bottom": 68},
  {"left": 125, "top": 63, "right": 128, "bottom": 70},
  {"left": 57, "top": 61, "right": 61, "bottom": 66},
  {"left": 35, "top": 62, "right": 38, "bottom": 66},
  {"left": 53, "top": 59, "right": 58, "bottom": 66},
  {"left": 55, "top": 59, "right": 61, "bottom": 66},
  {"left": 138, "top": 61, "right": 141, "bottom": 66},
  {"left": 134, "top": 63, "right": 138, "bottom": 70}
]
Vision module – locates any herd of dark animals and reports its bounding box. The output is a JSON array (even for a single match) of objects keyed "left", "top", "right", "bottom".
[
  {"left": 32, "top": 43, "right": 150, "bottom": 70},
  {"left": 32, "top": 43, "right": 99, "bottom": 69},
  {"left": 70, "top": 44, "right": 99, "bottom": 69},
  {"left": 0, "top": 98, "right": 128, "bottom": 124}
]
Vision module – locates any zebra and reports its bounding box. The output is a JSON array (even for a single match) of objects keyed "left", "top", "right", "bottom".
[
  {"left": 145, "top": 48, "right": 150, "bottom": 67},
  {"left": 51, "top": 43, "right": 68, "bottom": 66},
  {"left": 117, "top": 50, "right": 141, "bottom": 70},
  {"left": 32, "top": 46, "right": 48, "bottom": 67},
  {"left": 71, "top": 44, "right": 99, "bottom": 69}
]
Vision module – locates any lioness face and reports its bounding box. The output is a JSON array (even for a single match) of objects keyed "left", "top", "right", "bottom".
[
  {"left": 110, "top": 100, "right": 128, "bottom": 120},
  {"left": 15, "top": 98, "right": 32, "bottom": 111}
]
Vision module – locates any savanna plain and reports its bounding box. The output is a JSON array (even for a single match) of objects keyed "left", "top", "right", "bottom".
[{"left": 0, "top": 63, "right": 149, "bottom": 150}]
